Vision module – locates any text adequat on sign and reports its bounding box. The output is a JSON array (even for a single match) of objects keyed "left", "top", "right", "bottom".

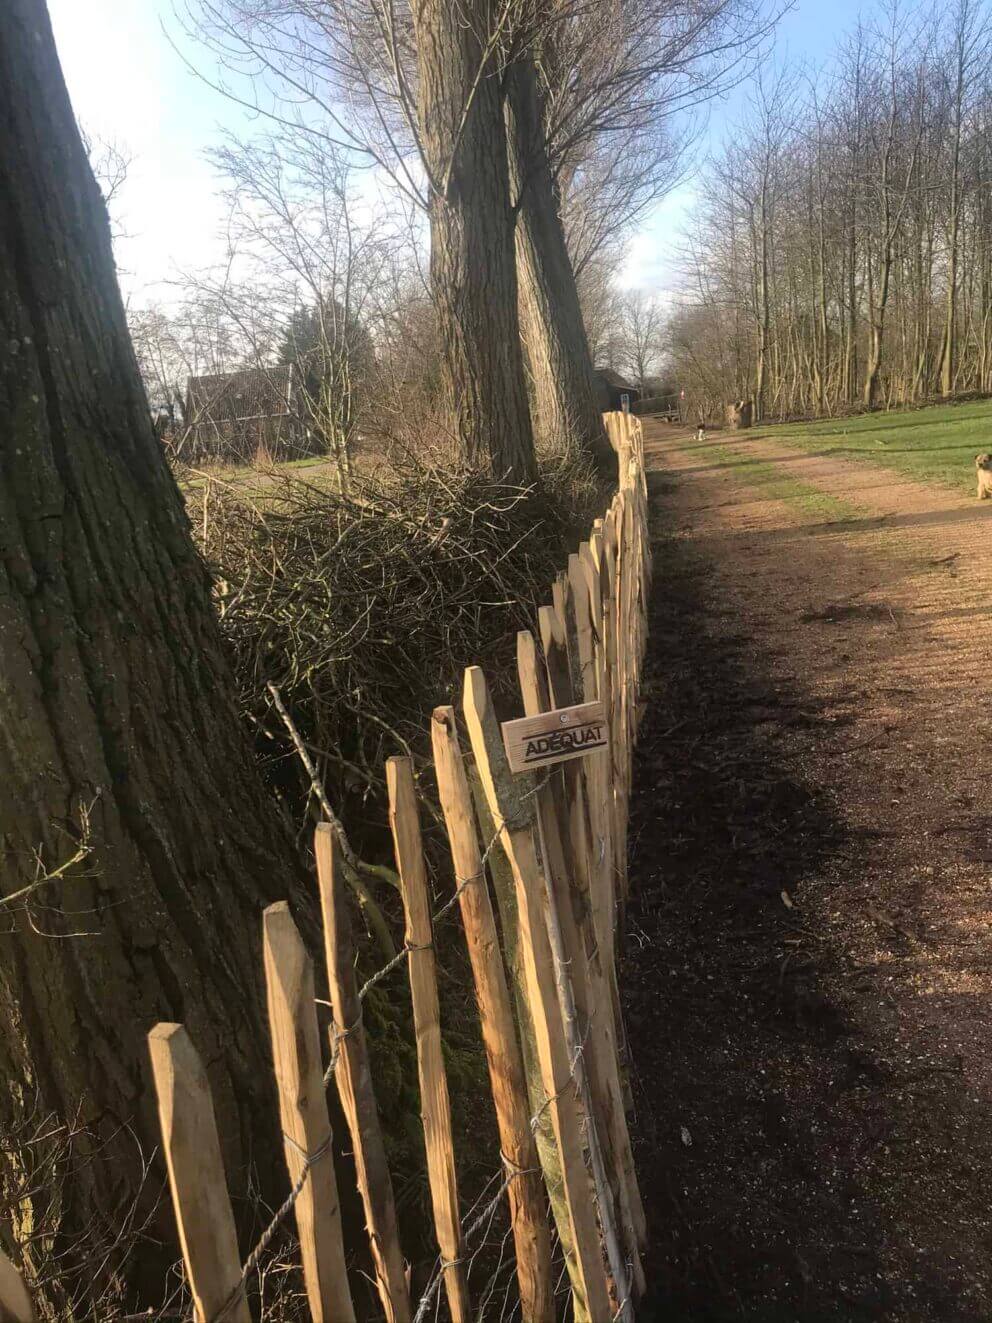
[{"left": 500, "top": 701, "right": 608, "bottom": 774}]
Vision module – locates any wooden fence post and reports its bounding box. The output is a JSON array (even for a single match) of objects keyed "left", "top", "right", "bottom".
[
  {"left": 566, "top": 552, "right": 617, "bottom": 989},
  {"left": 612, "top": 491, "right": 629, "bottom": 773},
  {"left": 538, "top": 601, "right": 596, "bottom": 950},
  {"left": 582, "top": 535, "right": 613, "bottom": 847},
  {"left": 517, "top": 631, "right": 646, "bottom": 1295},
  {"left": 314, "top": 825, "right": 412, "bottom": 1323},
  {"left": 466, "top": 767, "right": 582, "bottom": 1298},
  {"left": 0, "top": 1250, "right": 33, "bottom": 1323},
  {"left": 430, "top": 707, "right": 555, "bottom": 1322},
  {"left": 586, "top": 531, "right": 628, "bottom": 917},
  {"left": 462, "top": 666, "right": 612, "bottom": 1323},
  {"left": 386, "top": 757, "right": 471, "bottom": 1323},
  {"left": 262, "top": 902, "right": 356, "bottom": 1323},
  {"left": 601, "top": 510, "right": 629, "bottom": 903},
  {"left": 147, "top": 1024, "right": 251, "bottom": 1323}
]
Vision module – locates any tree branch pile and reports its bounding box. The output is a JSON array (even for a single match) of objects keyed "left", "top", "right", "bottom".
[{"left": 195, "top": 458, "right": 602, "bottom": 853}]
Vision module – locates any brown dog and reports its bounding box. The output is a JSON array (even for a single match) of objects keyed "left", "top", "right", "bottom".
[{"left": 977, "top": 453, "right": 992, "bottom": 500}]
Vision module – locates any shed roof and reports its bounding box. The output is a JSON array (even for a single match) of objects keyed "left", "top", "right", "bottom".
[
  {"left": 594, "top": 367, "right": 636, "bottom": 391},
  {"left": 186, "top": 365, "right": 293, "bottom": 423}
]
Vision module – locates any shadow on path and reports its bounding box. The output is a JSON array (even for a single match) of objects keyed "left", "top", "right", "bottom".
[{"left": 623, "top": 469, "right": 991, "bottom": 1321}]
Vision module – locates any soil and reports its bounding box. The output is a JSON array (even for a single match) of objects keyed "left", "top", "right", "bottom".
[{"left": 624, "top": 420, "right": 992, "bottom": 1321}]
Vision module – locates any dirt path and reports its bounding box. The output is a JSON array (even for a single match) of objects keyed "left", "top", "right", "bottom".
[{"left": 625, "top": 422, "right": 992, "bottom": 1321}]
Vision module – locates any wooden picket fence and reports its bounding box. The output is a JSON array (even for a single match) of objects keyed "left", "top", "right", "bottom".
[{"left": 0, "top": 414, "right": 650, "bottom": 1323}]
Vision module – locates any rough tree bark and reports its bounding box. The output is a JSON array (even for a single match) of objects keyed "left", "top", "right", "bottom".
[
  {"left": 0, "top": 1, "right": 310, "bottom": 1306},
  {"left": 504, "top": 57, "right": 615, "bottom": 476},
  {"left": 754, "top": 174, "right": 770, "bottom": 422},
  {"left": 410, "top": 0, "right": 536, "bottom": 483},
  {"left": 939, "top": 34, "right": 966, "bottom": 397},
  {"left": 725, "top": 399, "right": 753, "bottom": 429}
]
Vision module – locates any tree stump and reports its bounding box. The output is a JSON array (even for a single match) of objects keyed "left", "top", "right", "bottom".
[{"left": 725, "top": 399, "right": 753, "bottom": 430}]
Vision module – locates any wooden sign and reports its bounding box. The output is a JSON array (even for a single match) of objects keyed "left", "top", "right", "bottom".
[{"left": 501, "top": 701, "right": 608, "bottom": 774}]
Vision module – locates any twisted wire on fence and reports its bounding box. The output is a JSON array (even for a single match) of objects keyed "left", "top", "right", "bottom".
[
  {"left": 160, "top": 432, "right": 647, "bottom": 1323},
  {"left": 212, "top": 770, "right": 563, "bottom": 1323}
]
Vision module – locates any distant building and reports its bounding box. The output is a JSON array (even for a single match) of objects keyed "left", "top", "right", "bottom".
[
  {"left": 594, "top": 368, "right": 641, "bottom": 412},
  {"left": 183, "top": 365, "right": 313, "bottom": 463}
]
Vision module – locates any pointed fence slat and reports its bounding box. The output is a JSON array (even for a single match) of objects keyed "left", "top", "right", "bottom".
[
  {"left": 566, "top": 551, "right": 616, "bottom": 989},
  {"left": 516, "top": 631, "right": 640, "bottom": 1312},
  {"left": 538, "top": 600, "right": 598, "bottom": 955},
  {"left": 462, "top": 665, "right": 613, "bottom": 1323},
  {"left": 600, "top": 509, "right": 629, "bottom": 905},
  {"left": 430, "top": 705, "right": 555, "bottom": 1322},
  {"left": 386, "top": 757, "right": 470, "bottom": 1323},
  {"left": 519, "top": 629, "right": 646, "bottom": 1280},
  {"left": 314, "top": 825, "right": 412, "bottom": 1323},
  {"left": 582, "top": 536, "right": 618, "bottom": 910},
  {"left": 263, "top": 902, "right": 356, "bottom": 1323},
  {"left": 134, "top": 412, "right": 650, "bottom": 1323},
  {"left": 147, "top": 1024, "right": 251, "bottom": 1323}
]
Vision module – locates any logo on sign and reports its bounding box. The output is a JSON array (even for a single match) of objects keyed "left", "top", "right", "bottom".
[
  {"left": 501, "top": 699, "right": 608, "bottom": 773},
  {"left": 523, "top": 721, "right": 606, "bottom": 764}
]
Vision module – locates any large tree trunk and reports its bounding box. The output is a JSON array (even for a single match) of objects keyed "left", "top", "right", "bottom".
[
  {"left": 411, "top": 0, "right": 536, "bottom": 483},
  {"left": 504, "top": 58, "right": 615, "bottom": 476},
  {"left": 940, "top": 195, "right": 960, "bottom": 396},
  {"left": 752, "top": 178, "right": 770, "bottom": 422},
  {"left": 0, "top": 2, "right": 309, "bottom": 1306},
  {"left": 863, "top": 236, "right": 893, "bottom": 407},
  {"left": 940, "top": 37, "right": 966, "bottom": 398}
]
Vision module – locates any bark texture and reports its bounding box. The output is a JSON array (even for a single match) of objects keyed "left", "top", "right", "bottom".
[
  {"left": 0, "top": 1, "right": 308, "bottom": 1306},
  {"left": 504, "top": 59, "right": 615, "bottom": 476},
  {"left": 411, "top": 0, "right": 536, "bottom": 483}
]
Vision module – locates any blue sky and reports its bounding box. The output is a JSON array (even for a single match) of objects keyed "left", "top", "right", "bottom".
[
  {"left": 617, "top": 0, "right": 869, "bottom": 292},
  {"left": 48, "top": 0, "right": 869, "bottom": 306}
]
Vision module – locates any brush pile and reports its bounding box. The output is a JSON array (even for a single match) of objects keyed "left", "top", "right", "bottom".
[{"left": 196, "top": 457, "right": 603, "bottom": 853}]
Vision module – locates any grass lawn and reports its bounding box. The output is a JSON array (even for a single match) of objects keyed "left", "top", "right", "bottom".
[
  {"left": 757, "top": 398, "right": 992, "bottom": 496},
  {"left": 179, "top": 452, "right": 338, "bottom": 491}
]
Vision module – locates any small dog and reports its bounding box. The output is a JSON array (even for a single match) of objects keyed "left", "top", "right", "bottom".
[
  {"left": 695, "top": 423, "right": 707, "bottom": 443},
  {"left": 977, "top": 453, "right": 992, "bottom": 500}
]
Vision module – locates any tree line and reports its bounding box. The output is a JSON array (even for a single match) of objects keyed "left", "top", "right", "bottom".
[{"left": 670, "top": 0, "right": 992, "bottom": 421}]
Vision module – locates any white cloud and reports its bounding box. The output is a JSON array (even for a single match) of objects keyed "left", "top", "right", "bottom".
[
  {"left": 48, "top": 0, "right": 240, "bottom": 302},
  {"left": 615, "top": 183, "right": 697, "bottom": 300}
]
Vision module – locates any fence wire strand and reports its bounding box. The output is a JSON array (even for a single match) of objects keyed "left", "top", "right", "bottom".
[
  {"left": 213, "top": 777, "right": 563, "bottom": 1323},
  {"left": 178, "top": 436, "right": 647, "bottom": 1323}
]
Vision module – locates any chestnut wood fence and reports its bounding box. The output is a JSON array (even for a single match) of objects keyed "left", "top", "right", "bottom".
[{"left": 1, "top": 413, "right": 650, "bottom": 1323}]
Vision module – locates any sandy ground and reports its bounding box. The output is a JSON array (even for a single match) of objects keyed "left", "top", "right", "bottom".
[{"left": 625, "top": 420, "right": 992, "bottom": 1321}]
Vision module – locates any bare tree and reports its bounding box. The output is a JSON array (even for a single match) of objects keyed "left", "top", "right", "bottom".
[
  {"left": 187, "top": 0, "right": 780, "bottom": 472},
  {"left": 859, "top": 6, "right": 926, "bottom": 406},
  {"left": 206, "top": 133, "right": 387, "bottom": 484},
  {"left": 937, "top": 0, "right": 992, "bottom": 394},
  {"left": 82, "top": 128, "right": 132, "bottom": 241},
  {"left": 506, "top": 0, "right": 777, "bottom": 462},
  {"left": 190, "top": 0, "right": 538, "bottom": 479},
  {"left": 670, "top": 0, "right": 992, "bottom": 418},
  {"left": 127, "top": 303, "right": 191, "bottom": 426},
  {"left": 616, "top": 289, "right": 667, "bottom": 389},
  {"left": 407, "top": 0, "right": 537, "bottom": 479}
]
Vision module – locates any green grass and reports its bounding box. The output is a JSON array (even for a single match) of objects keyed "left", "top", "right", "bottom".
[
  {"left": 177, "top": 455, "right": 358, "bottom": 504},
  {"left": 707, "top": 442, "right": 862, "bottom": 523},
  {"left": 756, "top": 398, "right": 992, "bottom": 495}
]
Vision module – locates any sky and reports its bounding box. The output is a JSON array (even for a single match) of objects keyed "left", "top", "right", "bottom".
[{"left": 48, "top": 0, "right": 869, "bottom": 309}]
